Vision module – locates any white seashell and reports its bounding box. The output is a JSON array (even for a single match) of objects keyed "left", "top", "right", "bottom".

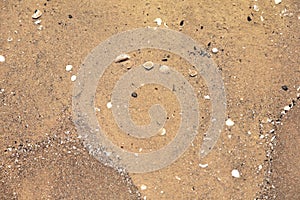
[
  {"left": 275, "top": 0, "right": 282, "bottom": 4},
  {"left": 34, "top": 19, "right": 42, "bottom": 24},
  {"left": 231, "top": 169, "right": 240, "bottom": 178},
  {"left": 159, "top": 65, "right": 170, "bottom": 74},
  {"left": 159, "top": 128, "right": 166, "bottom": 136},
  {"left": 253, "top": 5, "right": 259, "bottom": 12},
  {"left": 65, "top": 64, "right": 73, "bottom": 71},
  {"left": 143, "top": 61, "right": 154, "bottom": 70},
  {"left": 212, "top": 48, "right": 219, "bottom": 54},
  {"left": 114, "top": 53, "right": 130, "bottom": 63},
  {"left": 226, "top": 118, "right": 234, "bottom": 126},
  {"left": 204, "top": 95, "right": 210, "bottom": 100},
  {"left": 32, "top": 10, "right": 43, "bottom": 19},
  {"left": 0, "top": 55, "right": 5, "bottom": 62},
  {"left": 106, "top": 102, "right": 112, "bottom": 109},
  {"left": 199, "top": 163, "right": 208, "bottom": 168},
  {"left": 71, "top": 75, "right": 77, "bottom": 82},
  {"left": 154, "top": 18, "right": 162, "bottom": 26},
  {"left": 140, "top": 184, "right": 147, "bottom": 190},
  {"left": 188, "top": 69, "right": 198, "bottom": 77}
]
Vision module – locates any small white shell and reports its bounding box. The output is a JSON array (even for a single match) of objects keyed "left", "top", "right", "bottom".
[
  {"left": 34, "top": 19, "right": 42, "bottom": 24},
  {"left": 65, "top": 65, "right": 73, "bottom": 71},
  {"left": 212, "top": 48, "right": 219, "bottom": 54},
  {"left": 71, "top": 75, "right": 77, "bottom": 82},
  {"left": 275, "top": 0, "right": 282, "bottom": 4},
  {"left": 140, "top": 184, "right": 147, "bottom": 190},
  {"left": 188, "top": 69, "right": 198, "bottom": 77},
  {"left": 114, "top": 53, "right": 130, "bottom": 63},
  {"left": 0, "top": 55, "right": 5, "bottom": 62},
  {"left": 143, "top": 61, "right": 154, "bottom": 70},
  {"left": 226, "top": 118, "right": 235, "bottom": 127},
  {"left": 199, "top": 163, "right": 208, "bottom": 168},
  {"left": 32, "top": 10, "right": 43, "bottom": 19},
  {"left": 154, "top": 18, "right": 162, "bottom": 26},
  {"left": 159, "top": 128, "right": 166, "bottom": 136},
  {"left": 231, "top": 169, "right": 240, "bottom": 178},
  {"left": 106, "top": 102, "right": 112, "bottom": 109},
  {"left": 253, "top": 5, "right": 259, "bottom": 12},
  {"left": 159, "top": 65, "right": 170, "bottom": 74}
]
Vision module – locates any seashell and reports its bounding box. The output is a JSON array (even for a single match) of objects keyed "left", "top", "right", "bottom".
[
  {"left": 231, "top": 169, "right": 240, "bottom": 178},
  {"left": 188, "top": 69, "right": 198, "bottom": 77},
  {"left": 154, "top": 18, "right": 162, "bottom": 26},
  {"left": 32, "top": 10, "right": 43, "bottom": 19},
  {"left": 114, "top": 53, "right": 130, "bottom": 63},
  {"left": 226, "top": 118, "right": 234, "bottom": 126},
  {"left": 143, "top": 61, "right": 154, "bottom": 70},
  {"left": 159, "top": 65, "right": 170, "bottom": 74},
  {"left": 212, "top": 48, "right": 218, "bottom": 54}
]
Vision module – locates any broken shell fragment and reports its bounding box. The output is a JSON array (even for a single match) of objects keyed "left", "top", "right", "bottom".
[
  {"left": 114, "top": 53, "right": 130, "bottom": 63},
  {"left": 231, "top": 169, "right": 240, "bottom": 178},
  {"left": 275, "top": 0, "right": 282, "bottom": 4},
  {"left": 143, "top": 61, "right": 154, "bottom": 70},
  {"left": 188, "top": 69, "right": 198, "bottom": 77},
  {"left": 32, "top": 10, "right": 43, "bottom": 19}
]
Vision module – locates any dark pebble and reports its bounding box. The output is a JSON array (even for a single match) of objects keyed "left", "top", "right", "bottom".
[
  {"left": 131, "top": 92, "right": 138, "bottom": 98},
  {"left": 282, "top": 85, "right": 288, "bottom": 91}
]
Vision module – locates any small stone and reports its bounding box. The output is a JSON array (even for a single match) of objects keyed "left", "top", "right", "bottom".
[
  {"left": 179, "top": 20, "right": 184, "bottom": 26},
  {"left": 231, "top": 169, "right": 240, "bottom": 178},
  {"left": 106, "top": 102, "right": 112, "bottom": 109},
  {"left": 71, "top": 75, "right": 77, "bottom": 82},
  {"left": 212, "top": 48, "right": 218, "bottom": 54},
  {"left": 143, "top": 61, "right": 154, "bottom": 70},
  {"left": 114, "top": 54, "right": 130, "bottom": 63},
  {"left": 0, "top": 55, "right": 5, "bottom": 62},
  {"left": 226, "top": 118, "right": 234, "bottom": 127},
  {"left": 281, "top": 85, "right": 288, "bottom": 91},
  {"left": 159, "top": 65, "right": 170, "bottom": 74},
  {"left": 175, "top": 176, "right": 181, "bottom": 180},
  {"left": 32, "top": 10, "right": 43, "bottom": 19},
  {"left": 66, "top": 65, "right": 73, "bottom": 71},
  {"left": 275, "top": 0, "right": 282, "bottom": 4},
  {"left": 131, "top": 92, "right": 138, "bottom": 98},
  {"left": 188, "top": 69, "right": 198, "bottom": 77},
  {"left": 154, "top": 18, "right": 162, "bottom": 26},
  {"left": 140, "top": 184, "right": 147, "bottom": 190},
  {"left": 253, "top": 5, "right": 259, "bottom": 12}
]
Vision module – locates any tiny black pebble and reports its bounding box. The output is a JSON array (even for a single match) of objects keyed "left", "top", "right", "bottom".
[
  {"left": 131, "top": 92, "right": 138, "bottom": 98},
  {"left": 68, "top": 14, "right": 73, "bottom": 19},
  {"left": 247, "top": 16, "right": 252, "bottom": 22},
  {"left": 180, "top": 20, "right": 184, "bottom": 26},
  {"left": 282, "top": 85, "right": 288, "bottom": 91}
]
